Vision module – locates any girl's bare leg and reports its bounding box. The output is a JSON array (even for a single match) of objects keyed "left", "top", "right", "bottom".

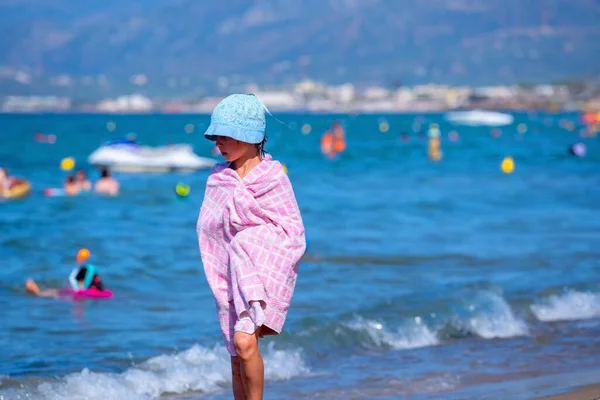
[
  {"left": 231, "top": 356, "right": 247, "bottom": 400},
  {"left": 233, "top": 327, "right": 264, "bottom": 400}
]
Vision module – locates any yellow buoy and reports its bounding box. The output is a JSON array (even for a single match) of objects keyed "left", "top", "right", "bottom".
[
  {"left": 60, "top": 157, "right": 75, "bottom": 171},
  {"left": 282, "top": 164, "right": 288, "bottom": 174},
  {"left": 175, "top": 183, "right": 190, "bottom": 197},
  {"left": 501, "top": 156, "right": 514, "bottom": 174},
  {"left": 379, "top": 121, "right": 390, "bottom": 133},
  {"left": 301, "top": 124, "right": 312, "bottom": 135}
]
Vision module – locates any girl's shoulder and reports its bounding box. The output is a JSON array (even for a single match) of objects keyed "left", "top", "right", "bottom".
[
  {"left": 260, "top": 154, "right": 285, "bottom": 173},
  {"left": 208, "top": 162, "right": 231, "bottom": 176}
]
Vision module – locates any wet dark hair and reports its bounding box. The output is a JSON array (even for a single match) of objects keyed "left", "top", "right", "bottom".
[
  {"left": 257, "top": 135, "right": 268, "bottom": 157},
  {"left": 75, "top": 266, "right": 104, "bottom": 290},
  {"left": 66, "top": 175, "right": 75, "bottom": 184},
  {"left": 101, "top": 168, "right": 110, "bottom": 178}
]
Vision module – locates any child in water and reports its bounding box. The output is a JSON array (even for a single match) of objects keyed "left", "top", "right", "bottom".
[
  {"left": 75, "top": 169, "right": 92, "bottom": 191},
  {"left": 64, "top": 175, "right": 80, "bottom": 196},
  {"left": 25, "top": 249, "right": 106, "bottom": 298},
  {"left": 197, "top": 94, "right": 306, "bottom": 400}
]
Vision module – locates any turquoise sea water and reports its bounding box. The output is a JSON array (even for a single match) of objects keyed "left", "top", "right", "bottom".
[{"left": 1, "top": 112, "right": 599, "bottom": 399}]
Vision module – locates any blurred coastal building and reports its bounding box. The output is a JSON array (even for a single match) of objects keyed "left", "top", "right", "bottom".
[
  {"left": 0, "top": 78, "right": 598, "bottom": 113},
  {"left": 2, "top": 96, "right": 71, "bottom": 112},
  {"left": 96, "top": 94, "right": 153, "bottom": 113}
]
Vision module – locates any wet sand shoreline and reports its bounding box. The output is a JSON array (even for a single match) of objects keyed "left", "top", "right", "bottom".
[{"left": 535, "top": 383, "right": 600, "bottom": 400}]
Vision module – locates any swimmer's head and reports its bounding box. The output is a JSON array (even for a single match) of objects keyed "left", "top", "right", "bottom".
[
  {"left": 101, "top": 168, "right": 110, "bottom": 178},
  {"left": 76, "top": 169, "right": 87, "bottom": 180},
  {"left": 66, "top": 175, "right": 75, "bottom": 184},
  {"left": 332, "top": 122, "right": 345, "bottom": 138}
]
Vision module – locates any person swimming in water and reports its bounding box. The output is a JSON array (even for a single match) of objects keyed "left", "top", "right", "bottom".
[
  {"left": 75, "top": 169, "right": 92, "bottom": 191},
  {"left": 320, "top": 121, "right": 346, "bottom": 159},
  {"left": 1, "top": 167, "right": 31, "bottom": 199},
  {"left": 0, "top": 167, "right": 14, "bottom": 197},
  {"left": 64, "top": 175, "right": 80, "bottom": 196},
  {"left": 94, "top": 168, "right": 119, "bottom": 196},
  {"left": 25, "top": 249, "right": 106, "bottom": 298}
]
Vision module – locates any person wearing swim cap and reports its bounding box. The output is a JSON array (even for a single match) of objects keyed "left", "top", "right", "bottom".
[{"left": 25, "top": 249, "right": 106, "bottom": 297}]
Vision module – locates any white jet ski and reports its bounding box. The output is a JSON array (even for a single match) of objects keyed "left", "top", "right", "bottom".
[
  {"left": 88, "top": 139, "right": 217, "bottom": 173},
  {"left": 445, "top": 110, "right": 514, "bottom": 127}
]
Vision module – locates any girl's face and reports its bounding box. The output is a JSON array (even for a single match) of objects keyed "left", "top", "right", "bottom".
[{"left": 215, "top": 136, "right": 256, "bottom": 162}]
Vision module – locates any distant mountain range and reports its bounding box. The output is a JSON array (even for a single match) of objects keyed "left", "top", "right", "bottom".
[{"left": 1, "top": 0, "right": 599, "bottom": 95}]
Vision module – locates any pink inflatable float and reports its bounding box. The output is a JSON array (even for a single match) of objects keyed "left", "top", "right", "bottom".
[{"left": 59, "top": 288, "right": 114, "bottom": 299}]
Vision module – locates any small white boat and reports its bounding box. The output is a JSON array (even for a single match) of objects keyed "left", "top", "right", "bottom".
[
  {"left": 445, "top": 110, "right": 514, "bottom": 127},
  {"left": 87, "top": 140, "right": 217, "bottom": 173}
]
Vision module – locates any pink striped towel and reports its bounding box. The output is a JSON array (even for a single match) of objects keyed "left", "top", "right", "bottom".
[{"left": 197, "top": 155, "right": 306, "bottom": 355}]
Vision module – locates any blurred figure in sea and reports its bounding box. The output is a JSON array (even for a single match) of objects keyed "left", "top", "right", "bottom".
[
  {"left": 1, "top": 167, "right": 31, "bottom": 199},
  {"left": 321, "top": 121, "right": 346, "bottom": 159},
  {"left": 75, "top": 169, "right": 92, "bottom": 191},
  {"left": 0, "top": 167, "right": 13, "bottom": 197},
  {"left": 26, "top": 249, "right": 108, "bottom": 298},
  {"left": 94, "top": 167, "right": 119, "bottom": 196},
  {"left": 569, "top": 142, "right": 586, "bottom": 157},
  {"left": 332, "top": 121, "right": 346, "bottom": 153},
  {"left": 64, "top": 175, "right": 80, "bottom": 196}
]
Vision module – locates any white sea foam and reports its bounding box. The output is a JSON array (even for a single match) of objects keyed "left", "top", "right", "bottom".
[
  {"left": 3, "top": 344, "right": 309, "bottom": 400},
  {"left": 342, "top": 316, "right": 439, "bottom": 350},
  {"left": 408, "top": 373, "right": 461, "bottom": 394},
  {"left": 531, "top": 291, "right": 600, "bottom": 322},
  {"left": 467, "top": 293, "right": 529, "bottom": 339}
]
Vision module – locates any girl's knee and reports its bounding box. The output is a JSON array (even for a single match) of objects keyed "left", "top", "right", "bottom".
[{"left": 233, "top": 332, "right": 257, "bottom": 359}]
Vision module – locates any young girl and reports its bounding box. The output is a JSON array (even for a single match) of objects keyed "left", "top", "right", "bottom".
[{"left": 197, "top": 94, "right": 306, "bottom": 400}]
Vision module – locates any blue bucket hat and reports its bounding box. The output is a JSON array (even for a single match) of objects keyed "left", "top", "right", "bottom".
[{"left": 204, "top": 94, "right": 266, "bottom": 144}]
